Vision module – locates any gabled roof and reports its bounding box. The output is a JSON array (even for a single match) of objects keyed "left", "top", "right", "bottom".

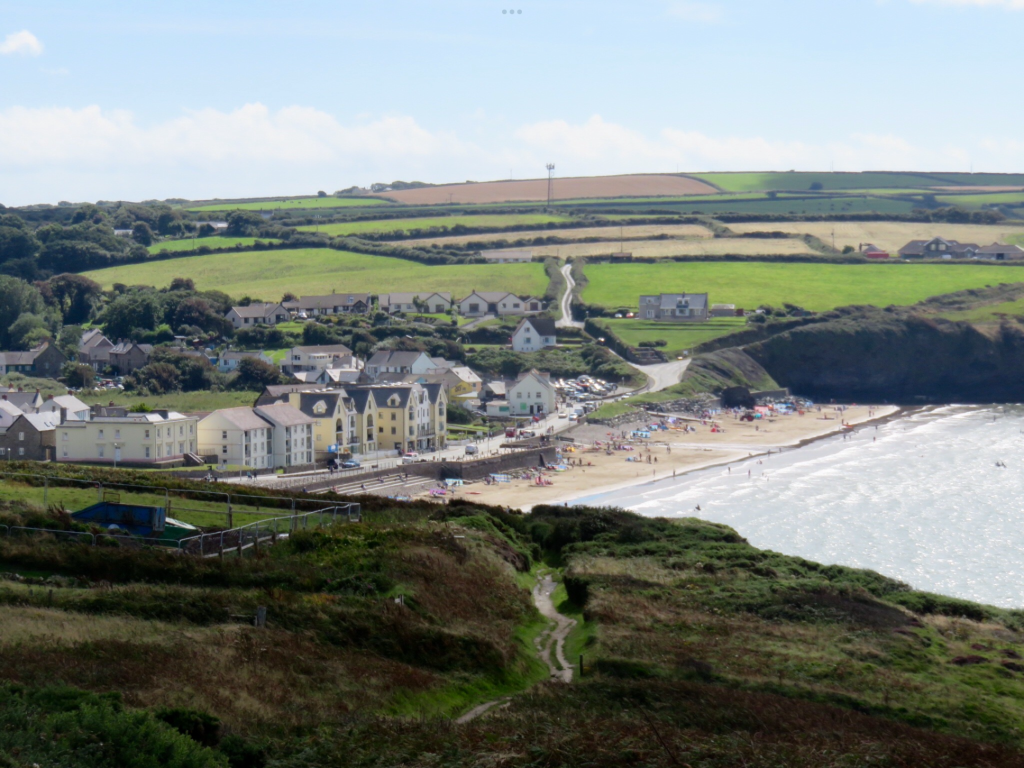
[
  {"left": 206, "top": 406, "right": 272, "bottom": 431},
  {"left": 319, "top": 368, "right": 363, "bottom": 384},
  {"left": 109, "top": 342, "right": 153, "bottom": 356},
  {"left": 43, "top": 395, "right": 88, "bottom": 412},
  {"left": 229, "top": 303, "right": 285, "bottom": 318},
  {"left": 380, "top": 292, "right": 452, "bottom": 306},
  {"left": 79, "top": 329, "right": 112, "bottom": 351},
  {"left": 344, "top": 388, "right": 378, "bottom": 413},
  {"left": 291, "top": 344, "right": 353, "bottom": 356},
  {"left": 0, "top": 392, "right": 43, "bottom": 410},
  {"left": 220, "top": 350, "right": 261, "bottom": 361},
  {"left": 285, "top": 293, "right": 369, "bottom": 310},
  {"left": 254, "top": 403, "right": 315, "bottom": 428},
  {"left": 460, "top": 291, "right": 515, "bottom": 303},
  {"left": 367, "top": 350, "right": 430, "bottom": 368},
  {"left": 977, "top": 243, "right": 1024, "bottom": 254},
  {"left": 16, "top": 412, "right": 60, "bottom": 432},
  {"left": 516, "top": 317, "right": 557, "bottom": 337}
]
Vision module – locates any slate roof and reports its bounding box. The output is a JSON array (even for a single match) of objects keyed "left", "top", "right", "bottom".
[
  {"left": 285, "top": 293, "right": 369, "bottom": 310},
  {"left": 254, "top": 403, "right": 315, "bottom": 428},
  {"left": 517, "top": 317, "right": 557, "bottom": 337},
  {"left": 211, "top": 407, "right": 272, "bottom": 431},
  {"left": 230, "top": 303, "right": 284, "bottom": 318},
  {"left": 291, "top": 344, "right": 354, "bottom": 356}
]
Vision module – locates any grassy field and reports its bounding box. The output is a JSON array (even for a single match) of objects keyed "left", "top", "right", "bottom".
[
  {"left": 937, "top": 297, "right": 1024, "bottom": 323},
  {"left": 82, "top": 248, "right": 549, "bottom": 299},
  {"left": 605, "top": 195, "right": 917, "bottom": 216},
  {"left": 583, "top": 261, "right": 1024, "bottom": 311},
  {"left": 693, "top": 171, "right": 1005, "bottom": 193},
  {"left": 403, "top": 222, "right": 713, "bottom": 247},
  {"left": 531, "top": 237, "right": 813, "bottom": 259},
  {"left": 727, "top": 220, "right": 1024, "bottom": 252},
  {"left": 78, "top": 390, "right": 259, "bottom": 413},
  {"left": 935, "top": 192, "right": 1024, "bottom": 208},
  {"left": 148, "top": 236, "right": 279, "bottom": 253},
  {"left": 595, "top": 317, "right": 747, "bottom": 354},
  {"left": 187, "top": 197, "right": 392, "bottom": 212},
  {"left": 295, "top": 213, "right": 572, "bottom": 237}
]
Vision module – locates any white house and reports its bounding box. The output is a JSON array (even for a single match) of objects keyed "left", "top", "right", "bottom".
[
  {"left": 365, "top": 350, "right": 437, "bottom": 380},
  {"left": 197, "top": 407, "right": 274, "bottom": 470},
  {"left": 457, "top": 291, "right": 542, "bottom": 317},
  {"left": 282, "top": 344, "right": 358, "bottom": 374},
  {"left": 216, "top": 350, "right": 263, "bottom": 374},
  {"left": 481, "top": 250, "right": 533, "bottom": 264},
  {"left": 253, "top": 403, "right": 315, "bottom": 468},
  {"left": 506, "top": 369, "right": 557, "bottom": 417},
  {"left": 37, "top": 394, "right": 90, "bottom": 422},
  {"left": 379, "top": 292, "right": 453, "bottom": 314},
  {"left": 511, "top": 317, "right": 557, "bottom": 353},
  {"left": 225, "top": 303, "right": 289, "bottom": 329}
]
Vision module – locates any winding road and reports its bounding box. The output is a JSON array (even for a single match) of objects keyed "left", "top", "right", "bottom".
[{"left": 556, "top": 263, "right": 584, "bottom": 329}]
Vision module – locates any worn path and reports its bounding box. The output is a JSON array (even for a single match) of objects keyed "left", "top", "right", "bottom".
[{"left": 456, "top": 573, "right": 576, "bottom": 724}]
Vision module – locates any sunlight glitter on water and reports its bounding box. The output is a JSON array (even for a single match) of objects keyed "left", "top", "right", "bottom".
[{"left": 576, "top": 405, "right": 1024, "bottom": 608}]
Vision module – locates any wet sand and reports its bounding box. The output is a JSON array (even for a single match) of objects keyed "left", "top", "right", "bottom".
[{"left": 435, "top": 405, "right": 899, "bottom": 511}]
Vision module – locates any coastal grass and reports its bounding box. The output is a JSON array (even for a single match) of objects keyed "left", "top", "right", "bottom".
[
  {"left": 594, "top": 317, "right": 747, "bottom": 355},
  {"left": 582, "top": 261, "right": 1024, "bottom": 311},
  {"left": 187, "top": 197, "right": 392, "bottom": 212},
  {"left": 148, "top": 236, "right": 279, "bottom": 253},
  {"left": 81, "top": 248, "right": 549, "bottom": 299},
  {"left": 295, "top": 213, "right": 572, "bottom": 237},
  {"left": 77, "top": 389, "right": 259, "bottom": 413}
]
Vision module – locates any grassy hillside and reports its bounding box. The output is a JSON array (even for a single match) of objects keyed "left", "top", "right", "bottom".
[
  {"left": 148, "top": 236, "right": 279, "bottom": 253},
  {"left": 694, "top": 171, "right": 1024, "bottom": 192},
  {"left": 82, "top": 248, "right": 549, "bottom": 299},
  {"left": 583, "top": 261, "right": 1024, "bottom": 311},
  {"left": 594, "top": 317, "right": 746, "bottom": 354},
  {"left": 187, "top": 197, "right": 392, "bottom": 212},
  {"left": 295, "top": 213, "right": 572, "bottom": 237},
  {"left": 4, "top": 465, "right": 1024, "bottom": 766}
]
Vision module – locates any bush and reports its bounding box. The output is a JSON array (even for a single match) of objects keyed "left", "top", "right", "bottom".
[{"left": 155, "top": 707, "right": 222, "bottom": 748}]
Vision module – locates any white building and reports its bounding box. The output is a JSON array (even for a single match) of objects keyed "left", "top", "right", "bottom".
[
  {"left": 365, "top": 350, "right": 437, "bottom": 380},
  {"left": 379, "top": 292, "right": 453, "bottom": 314},
  {"left": 57, "top": 410, "right": 198, "bottom": 465},
  {"left": 282, "top": 344, "right": 359, "bottom": 374},
  {"left": 506, "top": 369, "right": 557, "bottom": 417},
  {"left": 37, "top": 395, "right": 91, "bottom": 422},
  {"left": 510, "top": 317, "right": 557, "bottom": 353},
  {"left": 254, "top": 403, "right": 315, "bottom": 468},
  {"left": 197, "top": 407, "right": 274, "bottom": 469}
]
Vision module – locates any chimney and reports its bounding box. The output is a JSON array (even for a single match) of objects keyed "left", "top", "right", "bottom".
[
  {"left": 108, "top": 401, "right": 115, "bottom": 407},
  {"left": 47, "top": 394, "right": 53, "bottom": 400},
  {"left": 17, "top": 387, "right": 22, "bottom": 392}
]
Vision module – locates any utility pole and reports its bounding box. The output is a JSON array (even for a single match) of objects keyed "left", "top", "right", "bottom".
[{"left": 546, "top": 163, "right": 555, "bottom": 206}]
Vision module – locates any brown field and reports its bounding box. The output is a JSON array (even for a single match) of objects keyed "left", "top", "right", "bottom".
[
  {"left": 727, "top": 221, "right": 1024, "bottom": 252},
  {"left": 527, "top": 237, "right": 814, "bottom": 259},
  {"left": 374, "top": 173, "right": 718, "bottom": 205},
  {"left": 401, "top": 223, "right": 712, "bottom": 247}
]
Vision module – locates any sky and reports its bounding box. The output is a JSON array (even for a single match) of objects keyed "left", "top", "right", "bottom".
[{"left": 2, "top": 0, "right": 1024, "bottom": 205}]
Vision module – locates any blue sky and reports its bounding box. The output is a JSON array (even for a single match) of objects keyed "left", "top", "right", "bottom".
[{"left": 2, "top": 0, "right": 1023, "bottom": 204}]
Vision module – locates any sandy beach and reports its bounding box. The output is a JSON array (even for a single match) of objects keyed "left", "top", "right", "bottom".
[{"left": 435, "top": 404, "right": 899, "bottom": 511}]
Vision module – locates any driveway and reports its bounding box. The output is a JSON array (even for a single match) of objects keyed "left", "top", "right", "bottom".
[{"left": 556, "top": 263, "right": 584, "bottom": 329}]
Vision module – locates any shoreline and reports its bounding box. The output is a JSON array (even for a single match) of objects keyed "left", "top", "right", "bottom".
[{"left": 542, "top": 404, "right": 907, "bottom": 510}]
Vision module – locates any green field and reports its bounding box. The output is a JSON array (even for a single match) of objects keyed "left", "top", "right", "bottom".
[
  {"left": 83, "top": 248, "right": 549, "bottom": 300},
  {"left": 148, "top": 236, "right": 279, "bottom": 253},
  {"left": 935, "top": 192, "right": 1024, "bottom": 208},
  {"left": 295, "top": 213, "right": 572, "bottom": 237},
  {"left": 187, "top": 197, "right": 392, "bottom": 212},
  {"left": 937, "top": 297, "right": 1024, "bottom": 323},
  {"left": 693, "top": 172, "right": 950, "bottom": 193},
  {"left": 595, "top": 317, "right": 747, "bottom": 354},
  {"left": 583, "top": 262, "right": 1024, "bottom": 312},
  {"left": 79, "top": 390, "right": 259, "bottom": 413},
  {"left": 563, "top": 195, "right": 917, "bottom": 216}
]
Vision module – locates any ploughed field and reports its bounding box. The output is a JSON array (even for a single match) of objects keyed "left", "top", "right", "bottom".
[
  {"left": 401, "top": 223, "right": 714, "bottom": 248},
  {"left": 82, "top": 248, "right": 549, "bottom": 299},
  {"left": 295, "top": 213, "right": 573, "bottom": 237},
  {"left": 372, "top": 173, "right": 718, "bottom": 204},
  {"left": 726, "top": 221, "right": 1024, "bottom": 253},
  {"left": 583, "top": 261, "right": 1024, "bottom": 312}
]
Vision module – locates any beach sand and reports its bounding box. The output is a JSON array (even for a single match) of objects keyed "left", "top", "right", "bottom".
[{"left": 436, "top": 405, "right": 899, "bottom": 511}]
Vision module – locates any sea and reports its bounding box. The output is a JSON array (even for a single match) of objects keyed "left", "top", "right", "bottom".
[{"left": 574, "top": 405, "right": 1024, "bottom": 609}]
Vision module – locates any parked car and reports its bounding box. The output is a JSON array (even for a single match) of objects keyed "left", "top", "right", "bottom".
[
  {"left": 465, "top": 444, "right": 479, "bottom": 456},
  {"left": 341, "top": 459, "right": 361, "bottom": 469}
]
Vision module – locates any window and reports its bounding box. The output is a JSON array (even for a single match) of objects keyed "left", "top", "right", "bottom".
[
  {"left": 516, "top": 392, "right": 522, "bottom": 399},
  {"left": 378, "top": 426, "right": 383, "bottom": 434},
  {"left": 391, "top": 412, "right": 396, "bottom": 421},
  {"left": 179, "top": 442, "right": 184, "bottom": 454},
  {"left": 62, "top": 447, "right": 68, "bottom": 458},
  {"left": 391, "top": 427, "right": 396, "bottom": 435},
  {"left": 222, "top": 446, "right": 228, "bottom": 454},
  {"left": 179, "top": 426, "right": 184, "bottom": 436},
  {"left": 98, "top": 429, "right": 104, "bottom": 439},
  {"left": 157, "top": 428, "right": 162, "bottom": 438},
  {"left": 98, "top": 445, "right": 105, "bottom": 458},
  {"left": 18, "top": 448, "right": 24, "bottom": 456},
  {"left": 18, "top": 432, "right": 23, "bottom": 441},
  {"left": 114, "top": 429, "right": 120, "bottom": 439},
  {"left": 189, "top": 423, "right": 194, "bottom": 434},
  {"left": 144, "top": 446, "right": 150, "bottom": 458},
  {"left": 62, "top": 431, "right": 68, "bottom": 442},
  {"left": 222, "top": 430, "right": 228, "bottom": 439},
  {"left": 409, "top": 427, "right": 414, "bottom": 436},
  {"left": 144, "top": 429, "right": 150, "bottom": 439}
]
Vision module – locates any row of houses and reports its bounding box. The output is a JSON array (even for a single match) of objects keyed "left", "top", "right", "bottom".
[
  {"left": 226, "top": 290, "right": 546, "bottom": 328},
  {"left": 857, "top": 238, "right": 1024, "bottom": 260}
]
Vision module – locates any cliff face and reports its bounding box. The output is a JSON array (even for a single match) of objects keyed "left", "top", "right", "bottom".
[{"left": 745, "top": 306, "right": 1024, "bottom": 402}]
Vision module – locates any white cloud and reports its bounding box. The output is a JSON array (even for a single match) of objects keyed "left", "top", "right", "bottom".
[
  {"left": 908, "top": 0, "right": 1024, "bottom": 8},
  {"left": 0, "top": 30, "right": 43, "bottom": 56},
  {"left": 0, "top": 105, "right": 1014, "bottom": 205},
  {"left": 667, "top": 2, "right": 723, "bottom": 23}
]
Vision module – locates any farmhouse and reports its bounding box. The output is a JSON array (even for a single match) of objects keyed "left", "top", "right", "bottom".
[
  {"left": 284, "top": 293, "right": 370, "bottom": 317},
  {"left": 511, "top": 317, "right": 557, "bottom": 353},
  {"left": 108, "top": 342, "right": 154, "bottom": 375},
  {"left": 78, "top": 329, "right": 114, "bottom": 370},
  {"left": 0, "top": 343, "right": 67, "bottom": 379},
  {"left": 639, "top": 293, "right": 709, "bottom": 322},
  {"left": 226, "top": 303, "right": 289, "bottom": 329},
  {"left": 481, "top": 250, "right": 533, "bottom": 264},
  {"left": 976, "top": 243, "right": 1024, "bottom": 261},
  {"left": 898, "top": 237, "right": 978, "bottom": 259},
  {"left": 379, "top": 292, "right": 453, "bottom": 314}
]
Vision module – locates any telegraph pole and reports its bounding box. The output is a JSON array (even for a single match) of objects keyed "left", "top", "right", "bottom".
[{"left": 546, "top": 164, "right": 555, "bottom": 206}]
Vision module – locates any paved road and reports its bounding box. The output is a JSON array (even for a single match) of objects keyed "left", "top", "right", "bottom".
[
  {"left": 638, "top": 358, "right": 691, "bottom": 393},
  {"left": 556, "top": 263, "right": 584, "bottom": 329}
]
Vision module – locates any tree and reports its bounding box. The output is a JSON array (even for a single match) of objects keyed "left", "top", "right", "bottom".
[
  {"left": 132, "top": 222, "right": 155, "bottom": 246},
  {"left": 62, "top": 361, "right": 95, "bottom": 389},
  {"left": 197, "top": 223, "right": 216, "bottom": 237},
  {"left": 0, "top": 276, "right": 45, "bottom": 348},
  {"left": 8, "top": 313, "right": 52, "bottom": 350},
  {"left": 225, "top": 210, "right": 264, "bottom": 236},
  {"left": 169, "top": 277, "right": 196, "bottom": 291},
  {"left": 809, "top": 182, "right": 824, "bottom": 191},
  {"left": 301, "top": 321, "right": 342, "bottom": 346},
  {"left": 233, "top": 357, "right": 287, "bottom": 390},
  {"left": 0, "top": 225, "right": 41, "bottom": 264},
  {"left": 56, "top": 324, "right": 83, "bottom": 359},
  {"left": 126, "top": 362, "right": 180, "bottom": 395},
  {"left": 38, "top": 273, "right": 103, "bottom": 324},
  {"left": 101, "top": 292, "right": 161, "bottom": 340},
  {"left": 317, "top": 190, "right": 327, "bottom": 198}
]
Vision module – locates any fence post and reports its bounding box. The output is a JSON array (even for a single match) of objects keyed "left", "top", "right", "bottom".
[
  {"left": 43, "top": 476, "right": 48, "bottom": 507},
  {"left": 255, "top": 606, "right": 267, "bottom": 628},
  {"left": 96, "top": 483, "right": 102, "bottom": 503},
  {"left": 227, "top": 494, "right": 233, "bottom": 529}
]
